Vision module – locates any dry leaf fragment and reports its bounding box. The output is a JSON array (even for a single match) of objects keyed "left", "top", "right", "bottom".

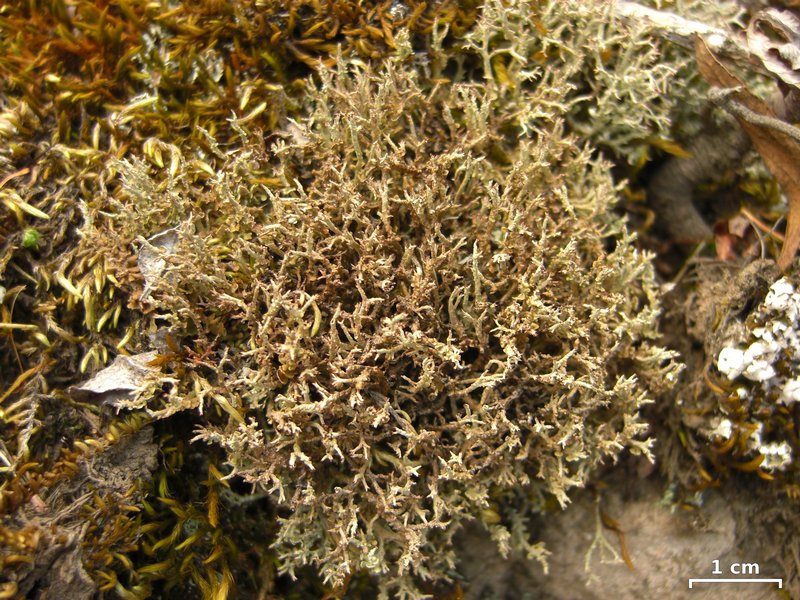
[
  {"left": 747, "top": 8, "right": 800, "bottom": 90},
  {"left": 714, "top": 221, "right": 737, "bottom": 261},
  {"left": 69, "top": 352, "right": 158, "bottom": 408},
  {"left": 696, "top": 36, "right": 800, "bottom": 270},
  {"left": 136, "top": 227, "right": 180, "bottom": 300}
]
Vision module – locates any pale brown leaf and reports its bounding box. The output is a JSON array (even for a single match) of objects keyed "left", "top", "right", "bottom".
[
  {"left": 747, "top": 8, "right": 800, "bottom": 90},
  {"left": 696, "top": 36, "right": 800, "bottom": 270},
  {"left": 714, "top": 222, "right": 738, "bottom": 261},
  {"left": 69, "top": 352, "right": 158, "bottom": 407}
]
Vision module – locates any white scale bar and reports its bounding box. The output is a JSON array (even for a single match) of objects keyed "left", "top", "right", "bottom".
[{"left": 689, "top": 578, "right": 782, "bottom": 589}]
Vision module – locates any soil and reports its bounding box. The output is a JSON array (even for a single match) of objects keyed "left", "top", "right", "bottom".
[{"left": 456, "top": 467, "right": 789, "bottom": 599}]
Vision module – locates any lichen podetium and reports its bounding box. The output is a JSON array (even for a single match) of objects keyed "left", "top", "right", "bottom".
[
  {"left": 4, "top": 0, "right": 749, "bottom": 597},
  {"left": 112, "top": 8, "right": 681, "bottom": 597}
]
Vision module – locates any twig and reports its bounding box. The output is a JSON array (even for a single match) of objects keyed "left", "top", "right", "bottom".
[
  {"left": 613, "top": 1, "right": 761, "bottom": 74},
  {"left": 740, "top": 206, "right": 785, "bottom": 243},
  {"left": 709, "top": 86, "right": 800, "bottom": 145}
]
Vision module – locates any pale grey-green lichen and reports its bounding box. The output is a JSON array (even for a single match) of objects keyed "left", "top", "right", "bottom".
[{"left": 79, "top": 1, "right": 693, "bottom": 596}]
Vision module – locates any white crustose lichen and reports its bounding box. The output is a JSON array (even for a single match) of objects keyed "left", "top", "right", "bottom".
[{"left": 714, "top": 277, "right": 800, "bottom": 471}]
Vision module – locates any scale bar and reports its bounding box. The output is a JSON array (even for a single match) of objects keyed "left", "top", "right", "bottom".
[{"left": 689, "top": 578, "right": 782, "bottom": 589}]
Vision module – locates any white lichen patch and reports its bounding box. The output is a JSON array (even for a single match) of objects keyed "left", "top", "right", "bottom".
[
  {"left": 716, "top": 277, "right": 800, "bottom": 395},
  {"left": 759, "top": 441, "right": 793, "bottom": 472},
  {"left": 708, "top": 418, "right": 734, "bottom": 441},
  {"left": 710, "top": 276, "right": 800, "bottom": 476},
  {"left": 764, "top": 277, "right": 799, "bottom": 318},
  {"left": 780, "top": 378, "right": 800, "bottom": 405},
  {"left": 746, "top": 422, "right": 764, "bottom": 452},
  {"left": 717, "top": 347, "right": 746, "bottom": 379}
]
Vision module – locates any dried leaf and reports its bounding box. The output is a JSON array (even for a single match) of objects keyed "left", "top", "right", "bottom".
[
  {"left": 69, "top": 352, "right": 158, "bottom": 408},
  {"left": 645, "top": 136, "right": 692, "bottom": 159},
  {"left": 696, "top": 36, "right": 800, "bottom": 270},
  {"left": 728, "top": 214, "right": 753, "bottom": 238},
  {"left": 747, "top": 8, "right": 800, "bottom": 90},
  {"left": 713, "top": 221, "right": 737, "bottom": 261},
  {"left": 136, "top": 227, "right": 180, "bottom": 300}
]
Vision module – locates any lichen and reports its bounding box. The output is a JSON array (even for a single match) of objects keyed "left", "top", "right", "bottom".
[
  {"left": 708, "top": 275, "right": 800, "bottom": 473},
  {"left": 90, "top": 5, "right": 682, "bottom": 596},
  {"left": 0, "top": 0, "right": 727, "bottom": 596}
]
